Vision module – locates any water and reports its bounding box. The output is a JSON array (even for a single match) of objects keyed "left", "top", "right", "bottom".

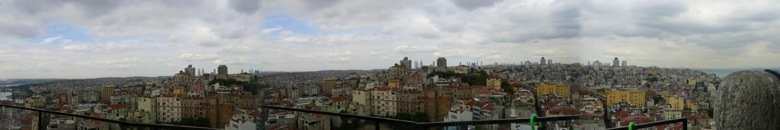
[
  {"left": 0, "top": 92, "right": 11, "bottom": 100},
  {"left": 693, "top": 68, "right": 779, "bottom": 79}
]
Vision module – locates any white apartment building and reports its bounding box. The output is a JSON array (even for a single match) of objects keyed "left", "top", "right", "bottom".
[
  {"left": 371, "top": 87, "right": 398, "bottom": 117},
  {"left": 156, "top": 94, "right": 182, "bottom": 123}
]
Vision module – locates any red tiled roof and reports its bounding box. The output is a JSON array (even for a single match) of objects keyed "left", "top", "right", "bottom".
[
  {"left": 514, "top": 100, "right": 533, "bottom": 107},
  {"left": 109, "top": 104, "right": 127, "bottom": 110},
  {"left": 21, "top": 113, "right": 34, "bottom": 124},
  {"left": 613, "top": 111, "right": 632, "bottom": 119},
  {"left": 548, "top": 105, "right": 580, "bottom": 115},
  {"left": 475, "top": 89, "right": 491, "bottom": 95},
  {"left": 92, "top": 120, "right": 104, "bottom": 125},
  {"left": 542, "top": 102, "right": 558, "bottom": 108},
  {"left": 618, "top": 115, "right": 655, "bottom": 126},
  {"left": 482, "top": 103, "right": 494, "bottom": 111},
  {"left": 330, "top": 96, "right": 348, "bottom": 103}
]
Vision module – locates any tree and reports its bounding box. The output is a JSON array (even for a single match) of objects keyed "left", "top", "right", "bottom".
[
  {"left": 174, "top": 117, "right": 210, "bottom": 127},
  {"left": 651, "top": 96, "right": 664, "bottom": 104},
  {"left": 501, "top": 79, "right": 513, "bottom": 95},
  {"left": 336, "top": 118, "right": 360, "bottom": 130}
]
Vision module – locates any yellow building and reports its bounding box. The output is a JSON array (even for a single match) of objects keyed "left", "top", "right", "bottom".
[
  {"left": 660, "top": 90, "right": 674, "bottom": 97},
  {"left": 102, "top": 86, "right": 115, "bottom": 100},
  {"left": 686, "top": 101, "right": 698, "bottom": 112},
  {"left": 388, "top": 79, "right": 400, "bottom": 88},
  {"left": 603, "top": 88, "right": 646, "bottom": 107},
  {"left": 536, "top": 83, "right": 571, "bottom": 98},
  {"left": 687, "top": 79, "right": 697, "bottom": 86},
  {"left": 487, "top": 76, "right": 502, "bottom": 90},
  {"left": 667, "top": 96, "right": 685, "bottom": 110},
  {"left": 173, "top": 86, "right": 186, "bottom": 94},
  {"left": 25, "top": 95, "right": 46, "bottom": 110}
]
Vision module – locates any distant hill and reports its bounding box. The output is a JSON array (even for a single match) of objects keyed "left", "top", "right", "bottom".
[{"left": 0, "top": 79, "right": 59, "bottom": 87}]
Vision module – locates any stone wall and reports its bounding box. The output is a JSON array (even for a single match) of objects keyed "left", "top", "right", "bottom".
[{"left": 715, "top": 70, "right": 780, "bottom": 129}]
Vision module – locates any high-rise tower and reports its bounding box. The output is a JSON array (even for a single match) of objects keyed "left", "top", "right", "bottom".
[
  {"left": 437, "top": 57, "right": 447, "bottom": 68},
  {"left": 613, "top": 57, "right": 620, "bottom": 67},
  {"left": 400, "top": 57, "right": 412, "bottom": 70},
  {"left": 218, "top": 65, "right": 228, "bottom": 75}
]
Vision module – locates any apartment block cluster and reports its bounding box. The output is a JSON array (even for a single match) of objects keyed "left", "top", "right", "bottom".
[
  {"left": 265, "top": 57, "right": 718, "bottom": 130},
  {"left": 1, "top": 64, "right": 265, "bottom": 130}
]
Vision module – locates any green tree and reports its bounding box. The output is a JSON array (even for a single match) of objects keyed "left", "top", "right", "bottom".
[
  {"left": 336, "top": 118, "right": 360, "bottom": 130},
  {"left": 501, "top": 79, "right": 513, "bottom": 95},
  {"left": 651, "top": 96, "right": 664, "bottom": 104},
  {"left": 411, "top": 112, "right": 429, "bottom": 122},
  {"left": 174, "top": 117, "right": 210, "bottom": 127}
]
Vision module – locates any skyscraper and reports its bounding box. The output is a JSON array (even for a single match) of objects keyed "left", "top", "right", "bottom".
[
  {"left": 622, "top": 60, "right": 627, "bottom": 67},
  {"left": 541, "top": 57, "right": 546, "bottom": 65},
  {"left": 185, "top": 64, "right": 196, "bottom": 77},
  {"left": 548, "top": 59, "right": 552, "bottom": 65},
  {"left": 400, "top": 57, "right": 412, "bottom": 70},
  {"left": 613, "top": 57, "right": 620, "bottom": 67},
  {"left": 218, "top": 65, "right": 228, "bottom": 75},
  {"left": 436, "top": 57, "right": 447, "bottom": 68}
]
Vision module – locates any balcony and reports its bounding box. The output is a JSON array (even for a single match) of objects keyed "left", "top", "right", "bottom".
[{"left": 0, "top": 104, "right": 217, "bottom": 130}]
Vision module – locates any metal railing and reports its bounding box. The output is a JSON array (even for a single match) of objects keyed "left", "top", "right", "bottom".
[
  {"left": 0, "top": 104, "right": 218, "bottom": 130},
  {"left": 607, "top": 118, "right": 688, "bottom": 130},
  {"left": 262, "top": 105, "right": 580, "bottom": 129}
]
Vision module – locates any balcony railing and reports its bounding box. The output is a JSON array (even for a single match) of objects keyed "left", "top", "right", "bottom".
[
  {"left": 262, "top": 105, "right": 580, "bottom": 130},
  {"left": 262, "top": 105, "right": 690, "bottom": 130},
  {"left": 0, "top": 104, "right": 218, "bottom": 130},
  {"left": 607, "top": 118, "right": 688, "bottom": 130}
]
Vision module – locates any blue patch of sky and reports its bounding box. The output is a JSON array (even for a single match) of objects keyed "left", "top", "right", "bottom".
[
  {"left": 259, "top": 13, "right": 387, "bottom": 39},
  {"left": 33, "top": 23, "right": 93, "bottom": 44},
  {"left": 96, "top": 34, "right": 170, "bottom": 43},
  {"left": 261, "top": 13, "right": 315, "bottom": 36}
]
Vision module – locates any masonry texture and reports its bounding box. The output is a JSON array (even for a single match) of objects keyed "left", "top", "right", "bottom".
[{"left": 716, "top": 70, "right": 780, "bottom": 129}]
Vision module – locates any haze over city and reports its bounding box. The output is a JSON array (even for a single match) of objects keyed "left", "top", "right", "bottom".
[{"left": 2, "top": 0, "right": 780, "bottom": 78}]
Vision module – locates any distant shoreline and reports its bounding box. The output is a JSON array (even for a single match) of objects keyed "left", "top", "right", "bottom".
[{"left": 692, "top": 68, "right": 780, "bottom": 79}]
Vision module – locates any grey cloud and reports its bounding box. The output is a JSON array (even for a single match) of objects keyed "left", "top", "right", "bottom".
[
  {"left": 631, "top": 1, "right": 687, "bottom": 19},
  {"left": 12, "top": 0, "right": 121, "bottom": 17},
  {"left": 229, "top": 0, "right": 261, "bottom": 14},
  {"left": 548, "top": 0, "right": 582, "bottom": 39},
  {"left": 450, "top": 0, "right": 501, "bottom": 11},
  {"left": 10, "top": 0, "right": 67, "bottom": 15},
  {"left": 0, "top": 22, "right": 41, "bottom": 38},
  {"left": 71, "top": 0, "right": 122, "bottom": 17},
  {"left": 731, "top": 11, "right": 780, "bottom": 22},
  {"left": 637, "top": 20, "right": 744, "bottom": 35},
  {"left": 303, "top": 0, "right": 342, "bottom": 10}
]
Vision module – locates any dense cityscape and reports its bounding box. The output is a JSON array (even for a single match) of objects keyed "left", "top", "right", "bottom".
[
  {"left": 5, "top": 0, "right": 780, "bottom": 130},
  {"left": 0, "top": 56, "right": 720, "bottom": 130}
]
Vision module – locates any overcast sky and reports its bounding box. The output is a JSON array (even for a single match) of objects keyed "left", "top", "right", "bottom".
[{"left": 1, "top": 0, "right": 780, "bottom": 79}]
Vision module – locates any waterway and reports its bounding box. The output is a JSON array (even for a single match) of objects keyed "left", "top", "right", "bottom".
[{"left": 0, "top": 92, "right": 11, "bottom": 100}]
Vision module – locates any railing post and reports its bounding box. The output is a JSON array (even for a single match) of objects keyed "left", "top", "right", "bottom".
[
  {"left": 38, "top": 111, "right": 45, "bottom": 130},
  {"left": 682, "top": 119, "right": 688, "bottom": 130},
  {"left": 374, "top": 120, "right": 380, "bottom": 130}
]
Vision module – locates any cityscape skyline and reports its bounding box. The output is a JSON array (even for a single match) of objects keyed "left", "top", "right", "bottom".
[{"left": 2, "top": 0, "right": 780, "bottom": 79}]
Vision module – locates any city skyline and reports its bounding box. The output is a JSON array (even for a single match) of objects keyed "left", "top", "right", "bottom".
[{"left": 2, "top": 0, "right": 780, "bottom": 78}]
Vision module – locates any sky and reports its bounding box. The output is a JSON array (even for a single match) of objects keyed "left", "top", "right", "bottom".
[{"left": 1, "top": 0, "right": 780, "bottom": 79}]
